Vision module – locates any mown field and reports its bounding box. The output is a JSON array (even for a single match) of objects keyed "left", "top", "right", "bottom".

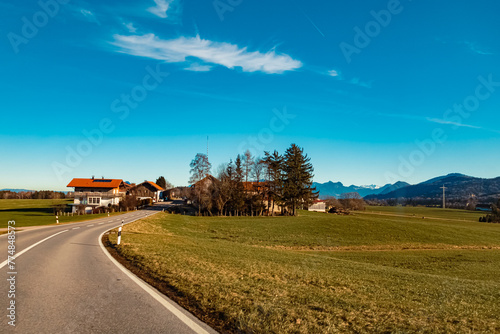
[
  {"left": 0, "top": 199, "right": 124, "bottom": 228},
  {"left": 108, "top": 208, "right": 500, "bottom": 333}
]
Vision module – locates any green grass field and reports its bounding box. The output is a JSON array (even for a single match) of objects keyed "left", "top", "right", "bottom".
[
  {"left": 364, "top": 205, "right": 486, "bottom": 221},
  {"left": 0, "top": 199, "right": 124, "bottom": 228},
  {"left": 108, "top": 208, "right": 500, "bottom": 333}
]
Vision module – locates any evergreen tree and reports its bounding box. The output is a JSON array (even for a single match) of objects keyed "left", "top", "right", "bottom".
[
  {"left": 225, "top": 160, "right": 236, "bottom": 215},
  {"left": 233, "top": 155, "right": 245, "bottom": 215},
  {"left": 155, "top": 176, "right": 172, "bottom": 189},
  {"left": 263, "top": 150, "right": 284, "bottom": 215},
  {"left": 282, "top": 144, "right": 318, "bottom": 216}
]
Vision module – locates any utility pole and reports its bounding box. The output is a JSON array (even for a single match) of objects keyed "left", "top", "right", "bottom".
[{"left": 440, "top": 185, "right": 447, "bottom": 209}]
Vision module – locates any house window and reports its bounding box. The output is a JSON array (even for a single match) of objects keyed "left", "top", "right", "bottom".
[{"left": 89, "top": 197, "right": 101, "bottom": 205}]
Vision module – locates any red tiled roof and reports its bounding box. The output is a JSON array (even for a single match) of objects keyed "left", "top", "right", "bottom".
[
  {"left": 67, "top": 178, "right": 123, "bottom": 188},
  {"left": 144, "top": 181, "right": 164, "bottom": 191}
]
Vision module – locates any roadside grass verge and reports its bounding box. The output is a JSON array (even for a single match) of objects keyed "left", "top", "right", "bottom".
[
  {"left": 107, "top": 209, "right": 500, "bottom": 333},
  {"left": 0, "top": 199, "right": 126, "bottom": 228}
]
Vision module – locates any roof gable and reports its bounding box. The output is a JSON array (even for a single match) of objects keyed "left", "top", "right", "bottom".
[
  {"left": 67, "top": 178, "right": 124, "bottom": 188},
  {"left": 144, "top": 181, "right": 164, "bottom": 191}
]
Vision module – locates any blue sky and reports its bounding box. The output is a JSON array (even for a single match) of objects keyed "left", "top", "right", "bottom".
[{"left": 1, "top": 0, "right": 499, "bottom": 191}]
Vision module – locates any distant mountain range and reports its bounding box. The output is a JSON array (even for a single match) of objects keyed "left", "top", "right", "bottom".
[
  {"left": 0, "top": 189, "right": 70, "bottom": 194},
  {"left": 366, "top": 173, "right": 500, "bottom": 201},
  {"left": 313, "top": 181, "right": 410, "bottom": 199},
  {"left": 314, "top": 173, "right": 500, "bottom": 200}
]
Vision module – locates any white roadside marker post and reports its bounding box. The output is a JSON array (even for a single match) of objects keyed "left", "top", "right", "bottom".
[
  {"left": 117, "top": 221, "right": 123, "bottom": 245},
  {"left": 56, "top": 215, "right": 59, "bottom": 224}
]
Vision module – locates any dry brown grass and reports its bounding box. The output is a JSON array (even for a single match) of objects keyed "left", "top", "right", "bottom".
[{"left": 107, "top": 210, "right": 500, "bottom": 333}]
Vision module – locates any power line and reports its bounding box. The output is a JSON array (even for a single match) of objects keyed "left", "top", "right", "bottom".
[{"left": 440, "top": 185, "right": 447, "bottom": 209}]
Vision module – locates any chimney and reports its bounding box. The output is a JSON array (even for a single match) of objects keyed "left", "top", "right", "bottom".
[
  {"left": 102, "top": 176, "right": 104, "bottom": 179},
  {"left": 92, "top": 175, "right": 95, "bottom": 180}
]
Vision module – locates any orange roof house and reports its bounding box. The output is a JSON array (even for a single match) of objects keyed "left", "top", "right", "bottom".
[
  {"left": 143, "top": 181, "right": 164, "bottom": 191},
  {"left": 127, "top": 181, "right": 164, "bottom": 202},
  {"left": 67, "top": 177, "right": 126, "bottom": 213}
]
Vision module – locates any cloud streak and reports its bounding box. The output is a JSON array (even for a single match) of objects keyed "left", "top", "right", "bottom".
[
  {"left": 326, "top": 69, "right": 372, "bottom": 88},
  {"left": 185, "top": 63, "right": 212, "bottom": 72},
  {"left": 426, "top": 117, "right": 481, "bottom": 129},
  {"left": 463, "top": 41, "right": 494, "bottom": 55},
  {"left": 111, "top": 34, "right": 302, "bottom": 74},
  {"left": 148, "top": 0, "right": 171, "bottom": 18}
]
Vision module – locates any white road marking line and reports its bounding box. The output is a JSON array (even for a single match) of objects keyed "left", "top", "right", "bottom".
[
  {"left": 98, "top": 227, "right": 211, "bottom": 334},
  {"left": 73, "top": 227, "right": 80, "bottom": 230},
  {"left": 0, "top": 230, "right": 69, "bottom": 269},
  {"left": 98, "top": 223, "right": 104, "bottom": 225},
  {"left": 88, "top": 225, "right": 94, "bottom": 227}
]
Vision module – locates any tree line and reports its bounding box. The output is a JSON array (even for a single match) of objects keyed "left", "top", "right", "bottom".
[
  {"left": 1, "top": 190, "right": 67, "bottom": 200},
  {"left": 188, "top": 144, "right": 318, "bottom": 216},
  {"left": 324, "top": 192, "right": 366, "bottom": 212}
]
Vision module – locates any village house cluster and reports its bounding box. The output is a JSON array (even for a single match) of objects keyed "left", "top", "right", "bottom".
[{"left": 67, "top": 177, "right": 164, "bottom": 214}]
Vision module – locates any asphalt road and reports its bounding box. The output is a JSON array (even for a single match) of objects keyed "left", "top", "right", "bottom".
[{"left": 0, "top": 204, "right": 217, "bottom": 334}]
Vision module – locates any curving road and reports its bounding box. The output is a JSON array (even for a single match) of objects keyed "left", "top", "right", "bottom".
[{"left": 0, "top": 204, "right": 217, "bottom": 334}]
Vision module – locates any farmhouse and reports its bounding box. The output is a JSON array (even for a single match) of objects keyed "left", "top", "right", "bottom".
[
  {"left": 192, "top": 175, "right": 218, "bottom": 191},
  {"left": 67, "top": 177, "right": 127, "bottom": 213},
  {"left": 308, "top": 200, "right": 326, "bottom": 212},
  {"left": 242, "top": 181, "right": 282, "bottom": 214},
  {"left": 164, "top": 187, "right": 189, "bottom": 200},
  {"left": 127, "top": 181, "right": 164, "bottom": 202}
]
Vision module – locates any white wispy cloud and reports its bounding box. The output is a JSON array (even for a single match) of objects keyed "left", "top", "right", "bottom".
[
  {"left": 185, "top": 63, "right": 213, "bottom": 72},
  {"left": 124, "top": 22, "right": 137, "bottom": 33},
  {"left": 80, "top": 9, "right": 99, "bottom": 24},
  {"left": 426, "top": 117, "right": 482, "bottom": 129},
  {"left": 147, "top": 0, "right": 171, "bottom": 18},
  {"left": 325, "top": 69, "right": 372, "bottom": 88},
  {"left": 463, "top": 41, "right": 494, "bottom": 55},
  {"left": 435, "top": 37, "right": 494, "bottom": 56},
  {"left": 349, "top": 77, "right": 372, "bottom": 88},
  {"left": 328, "top": 69, "right": 340, "bottom": 77},
  {"left": 111, "top": 34, "right": 303, "bottom": 74},
  {"left": 67, "top": 5, "right": 100, "bottom": 25}
]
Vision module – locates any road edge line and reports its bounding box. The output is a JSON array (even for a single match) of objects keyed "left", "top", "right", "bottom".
[
  {"left": 0, "top": 229, "right": 69, "bottom": 268},
  {"left": 98, "top": 218, "right": 213, "bottom": 334}
]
